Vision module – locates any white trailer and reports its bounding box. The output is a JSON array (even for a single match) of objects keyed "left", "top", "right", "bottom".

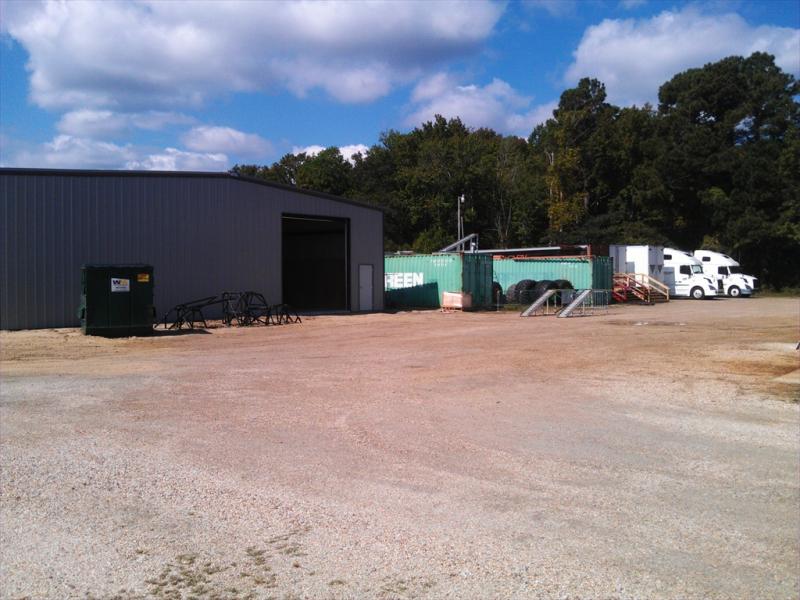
[
  {"left": 609, "top": 245, "right": 665, "bottom": 281},
  {"left": 663, "top": 248, "right": 718, "bottom": 299},
  {"left": 693, "top": 250, "right": 757, "bottom": 297}
]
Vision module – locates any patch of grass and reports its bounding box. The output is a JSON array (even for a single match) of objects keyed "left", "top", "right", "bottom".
[
  {"left": 246, "top": 546, "right": 271, "bottom": 567},
  {"left": 136, "top": 540, "right": 318, "bottom": 600},
  {"left": 757, "top": 287, "right": 800, "bottom": 297},
  {"left": 275, "top": 542, "right": 305, "bottom": 557},
  {"left": 499, "top": 303, "right": 525, "bottom": 312},
  {"left": 143, "top": 553, "right": 238, "bottom": 599},
  {"left": 378, "top": 575, "right": 436, "bottom": 598}
]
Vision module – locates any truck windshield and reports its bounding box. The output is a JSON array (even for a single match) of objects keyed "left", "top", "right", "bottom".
[
  {"left": 691, "top": 265, "right": 703, "bottom": 274},
  {"left": 729, "top": 266, "right": 742, "bottom": 274}
]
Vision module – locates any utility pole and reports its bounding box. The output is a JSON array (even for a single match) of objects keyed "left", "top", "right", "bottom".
[{"left": 457, "top": 194, "right": 465, "bottom": 245}]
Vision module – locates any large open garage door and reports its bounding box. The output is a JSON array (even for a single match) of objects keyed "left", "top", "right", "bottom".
[{"left": 282, "top": 214, "right": 349, "bottom": 311}]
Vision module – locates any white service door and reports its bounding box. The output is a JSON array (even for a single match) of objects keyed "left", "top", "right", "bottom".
[
  {"left": 663, "top": 267, "right": 676, "bottom": 291},
  {"left": 358, "top": 264, "right": 373, "bottom": 311}
]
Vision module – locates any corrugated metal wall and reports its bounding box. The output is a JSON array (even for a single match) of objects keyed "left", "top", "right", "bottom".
[
  {"left": 591, "top": 256, "right": 614, "bottom": 290},
  {"left": 0, "top": 170, "right": 384, "bottom": 330},
  {"left": 492, "top": 257, "right": 612, "bottom": 292},
  {"left": 460, "top": 254, "right": 493, "bottom": 307}
]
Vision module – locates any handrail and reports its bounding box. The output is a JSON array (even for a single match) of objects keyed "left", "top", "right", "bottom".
[
  {"left": 612, "top": 272, "right": 670, "bottom": 302},
  {"left": 626, "top": 273, "right": 667, "bottom": 294}
]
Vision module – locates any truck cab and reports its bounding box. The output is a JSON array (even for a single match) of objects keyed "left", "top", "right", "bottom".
[
  {"left": 692, "top": 250, "right": 757, "bottom": 297},
  {"left": 663, "top": 248, "right": 718, "bottom": 299}
]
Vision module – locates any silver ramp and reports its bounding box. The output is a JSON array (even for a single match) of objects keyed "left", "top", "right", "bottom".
[
  {"left": 557, "top": 289, "right": 592, "bottom": 318},
  {"left": 520, "top": 289, "right": 557, "bottom": 317}
]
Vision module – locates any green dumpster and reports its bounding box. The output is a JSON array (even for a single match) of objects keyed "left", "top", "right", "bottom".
[{"left": 79, "top": 264, "right": 155, "bottom": 337}]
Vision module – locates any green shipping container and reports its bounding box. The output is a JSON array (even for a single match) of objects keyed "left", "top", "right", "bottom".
[
  {"left": 79, "top": 264, "right": 155, "bottom": 337},
  {"left": 385, "top": 253, "right": 493, "bottom": 308},
  {"left": 492, "top": 256, "right": 612, "bottom": 292}
]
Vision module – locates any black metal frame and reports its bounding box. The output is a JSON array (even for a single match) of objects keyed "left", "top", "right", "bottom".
[
  {"left": 161, "top": 291, "right": 300, "bottom": 330},
  {"left": 161, "top": 296, "right": 221, "bottom": 329}
]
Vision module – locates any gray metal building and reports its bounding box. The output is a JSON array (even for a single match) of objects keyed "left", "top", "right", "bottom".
[{"left": 1, "top": 168, "right": 384, "bottom": 330}]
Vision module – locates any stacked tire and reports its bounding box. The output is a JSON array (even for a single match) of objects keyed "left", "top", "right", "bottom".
[
  {"left": 506, "top": 278, "right": 575, "bottom": 305},
  {"left": 491, "top": 281, "right": 505, "bottom": 304},
  {"left": 505, "top": 283, "right": 518, "bottom": 304},
  {"left": 533, "top": 280, "right": 561, "bottom": 302},
  {"left": 515, "top": 279, "right": 537, "bottom": 304}
]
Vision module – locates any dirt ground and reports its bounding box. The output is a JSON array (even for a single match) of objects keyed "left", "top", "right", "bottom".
[{"left": 1, "top": 297, "right": 798, "bottom": 599}]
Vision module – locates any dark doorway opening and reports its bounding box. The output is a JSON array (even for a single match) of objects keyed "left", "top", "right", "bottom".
[{"left": 282, "top": 214, "right": 349, "bottom": 310}]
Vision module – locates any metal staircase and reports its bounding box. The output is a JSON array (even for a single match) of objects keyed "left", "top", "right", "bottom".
[{"left": 612, "top": 273, "right": 669, "bottom": 304}]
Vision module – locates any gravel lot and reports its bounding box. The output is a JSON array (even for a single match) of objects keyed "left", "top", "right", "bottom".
[{"left": 1, "top": 297, "right": 798, "bottom": 599}]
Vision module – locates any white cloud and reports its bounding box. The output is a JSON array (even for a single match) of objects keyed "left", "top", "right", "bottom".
[
  {"left": 127, "top": 148, "right": 227, "bottom": 171},
  {"left": 11, "top": 135, "right": 138, "bottom": 169},
  {"left": 292, "top": 144, "right": 369, "bottom": 164},
  {"left": 410, "top": 72, "right": 453, "bottom": 103},
  {"left": 566, "top": 7, "right": 800, "bottom": 106},
  {"left": 3, "top": 0, "right": 503, "bottom": 110},
  {"left": 293, "top": 145, "right": 327, "bottom": 157},
  {"left": 406, "top": 73, "right": 555, "bottom": 136},
  {"left": 57, "top": 110, "right": 193, "bottom": 137},
  {"left": 276, "top": 60, "right": 394, "bottom": 103},
  {"left": 5, "top": 135, "right": 228, "bottom": 171},
  {"left": 524, "top": 1, "right": 576, "bottom": 17},
  {"left": 339, "top": 144, "right": 369, "bottom": 162},
  {"left": 181, "top": 126, "right": 272, "bottom": 158},
  {"left": 507, "top": 101, "right": 558, "bottom": 132}
]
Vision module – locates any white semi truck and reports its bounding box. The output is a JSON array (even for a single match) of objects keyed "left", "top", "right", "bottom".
[
  {"left": 663, "top": 248, "right": 718, "bottom": 299},
  {"left": 692, "top": 250, "right": 757, "bottom": 297}
]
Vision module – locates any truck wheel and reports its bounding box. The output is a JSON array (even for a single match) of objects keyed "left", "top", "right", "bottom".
[
  {"left": 728, "top": 286, "right": 741, "bottom": 298},
  {"left": 690, "top": 287, "right": 705, "bottom": 300}
]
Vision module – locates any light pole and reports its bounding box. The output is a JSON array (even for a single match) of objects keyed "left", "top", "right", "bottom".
[{"left": 457, "top": 194, "right": 465, "bottom": 242}]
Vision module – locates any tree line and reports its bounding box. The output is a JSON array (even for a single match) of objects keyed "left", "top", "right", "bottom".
[{"left": 233, "top": 53, "right": 799, "bottom": 288}]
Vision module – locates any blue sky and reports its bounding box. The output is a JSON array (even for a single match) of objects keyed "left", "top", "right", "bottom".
[{"left": 1, "top": 0, "right": 798, "bottom": 171}]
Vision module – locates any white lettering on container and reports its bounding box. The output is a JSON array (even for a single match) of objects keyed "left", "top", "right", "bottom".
[{"left": 385, "top": 272, "right": 424, "bottom": 289}]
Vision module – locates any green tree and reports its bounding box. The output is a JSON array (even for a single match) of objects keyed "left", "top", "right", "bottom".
[
  {"left": 233, "top": 53, "right": 798, "bottom": 286},
  {"left": 529, "top": 78, "right": 620, "bottom": 240},
  {"left": 295, "top": 147, "right": 352, "bottom": 196},
  {"left": 657, "top": 52, "right": 799, "bottom": 286},
  {"left": 231, "top": 152, "right": 307, "bottom": 186}
]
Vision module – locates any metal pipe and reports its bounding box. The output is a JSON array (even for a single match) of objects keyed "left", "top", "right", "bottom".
[
  {"left": 475, "top": 245, "right": 590, "bottom": 255},
  {"left": 440, "top": 233, "right": 480, "bottom": 253}
]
